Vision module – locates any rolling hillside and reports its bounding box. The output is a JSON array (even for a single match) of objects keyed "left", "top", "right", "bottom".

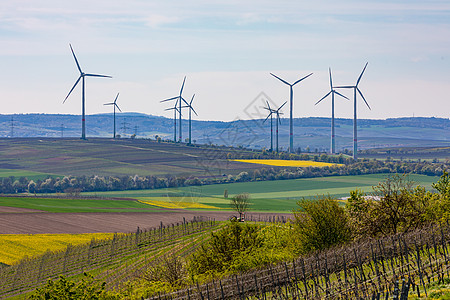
[
  {"left": 0, "top": 114, "right": 449, "bottom": 151},
  {"left": 0, "top": 138, "right": 266, "bottom": 177}
]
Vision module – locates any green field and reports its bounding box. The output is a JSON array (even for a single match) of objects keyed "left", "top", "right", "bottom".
[
  {"left": 0, "top": 197, "right": 165, "bottom": 213},
  {"left": 0, "top": 168, "right": 59, "bottom": 180},
  {"left": 1, "top": 173, "right": 441, "bottom": 213},
  {"left": 83, "top": 173, "right": 440, "bottom": 212}
]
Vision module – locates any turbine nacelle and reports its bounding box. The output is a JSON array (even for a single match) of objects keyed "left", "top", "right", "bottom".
[
  {"left": 334, "top": 62, "right": 371, "bottom": 110},
  {"left": 315, "top": 68, "right": 349, "bottom": 106}
]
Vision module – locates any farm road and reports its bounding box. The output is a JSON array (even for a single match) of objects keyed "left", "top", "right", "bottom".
[{"left": 0, "top": 211, "right": 292, "bottom": 234}]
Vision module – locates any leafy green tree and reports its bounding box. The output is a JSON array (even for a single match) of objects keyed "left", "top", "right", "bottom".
[
  {"left": 230, "top": 193, "right": 250, "bottom": 220},
  {"left": 293, "top": 195, "right": 352, "bottom": 253},
  {"left": 430, "top": 171, "right": 450, "bottom": 221},
  {"left": 433, "top": 171, "right": 450, "bottom": 199},
  {"left": 346, "top": 174, "right": 432, "bottom": 237}
]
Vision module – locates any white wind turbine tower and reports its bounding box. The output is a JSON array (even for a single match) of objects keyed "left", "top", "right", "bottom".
[
  {"left": 270, "top": 72, "right": 313, "bottom": 153},
  {"left": 104, "top": 93, "right": 122, "bottom": 139},
  {"left": 335, "top": 63, "right": 371, "bottom": 160},
  {"left": 63, "top": 44, "right": 112, "bottom": 140},
  {"left": 315, "top": 68, "right": 349, "bottom": 154},
  {"left": 160, "top": 76, "right": 189, "bottom": 143}
]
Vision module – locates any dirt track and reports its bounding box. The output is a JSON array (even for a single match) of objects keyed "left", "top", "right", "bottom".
[{"left": 0, "top": 211, "right": 293, "bottom": 234}]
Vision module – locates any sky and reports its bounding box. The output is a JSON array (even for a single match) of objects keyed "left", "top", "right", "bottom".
[{"left": 0, "top": 0, "right": 449, "bottom": 121}]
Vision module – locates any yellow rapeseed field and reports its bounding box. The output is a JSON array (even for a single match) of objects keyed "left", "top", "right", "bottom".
[
  {"left": 0, "top": 233, "right": 114, "bottom": 266},
  {"left": 231, "top": 159, "right": 340, "bottom": 167},
  {"left": 138, "top": 198, "right": 218, "bottom": 210}
]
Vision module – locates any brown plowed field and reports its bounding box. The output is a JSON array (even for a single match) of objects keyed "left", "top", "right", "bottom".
[
  {"left": 0, "top": 211, "right": 292, "bottom": 234},
  {"left": 0, "top": 207, "right": 43, "bottom": 213}
]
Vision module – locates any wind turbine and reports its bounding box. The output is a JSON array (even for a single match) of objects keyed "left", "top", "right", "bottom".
[
  {"left": 183, "top": 94, "right": 198, "bottom": 145},
  {"left": 63, "top": 44, "right": 112, "bottom": 140},
  {"left": 315, "top": 68, "right": 349, "bottom": 154},
  {"left": 160, "top": 76, "right": 188, "bottom": 143},
  {"left": 104, "top": 93, "right": 122, "bottom": 139},
  {"left": 270, "top": 72, "right": 313, "bottom": 153},
  {"left": 263, "top": 101, "right": 275, "bottom": 151},
  {"left": 335, "top": 62, "right": 370, "bottom": 160},
  {"left": 165, "top": 99, "right": 181, "bottom": 142},
  {"left": 274, "top": 101, "right": 287, "bottom": 153}
]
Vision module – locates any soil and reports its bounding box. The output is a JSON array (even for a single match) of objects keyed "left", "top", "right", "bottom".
[
  {"left": 0, "top": 206, "right": 43, "bottom": 213},
  {"left": 0, "top": 211, "right": 293, "bottom": 234}
]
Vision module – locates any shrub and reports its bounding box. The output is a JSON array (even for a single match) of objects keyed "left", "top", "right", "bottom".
[
  {"left": 29, "top": 273, "right": 119, "bottom": 300},
  {"left": 189, "top": 222, "right": 261, "bottom": 276},
  {"left": 144, "top": 253, "right": 186, "bottom": 288},
  {"left": 293, "top": 195, "right": 352, "bottom": 252}
]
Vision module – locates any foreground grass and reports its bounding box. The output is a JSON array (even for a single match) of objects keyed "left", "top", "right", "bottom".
[{"left": 0, "top": 233, "right": 115, "bottom": 265}]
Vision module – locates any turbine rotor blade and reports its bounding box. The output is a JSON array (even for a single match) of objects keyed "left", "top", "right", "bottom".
[
  {"left": 85, "top": 73, "right": 112, "bottom": 78},
  {"left": 104, "top": 102, "right": 114, "bottom": 106},
  {"left": 315, "top": 91, "right": 331, "bottom": 105},
  {"left": 278, "top": 101, "right": 287, "bottom": 111},
  {"left": 334, "top": 85, "right": 354, "bottom": 89},
  {"left": 63, "top": 75, "right": 82, "bottom": 103},
  {"left": 160, "top": 96, "right": 178, "bottom": 103},
  {"left": 293, "top": 72, "right": 313, "bottom": 86},
  {"left": 181, "top": 96, "right": 190, "bottom": 106},
  {"left": 334, "top": 90, "right": 349, "bottom": 100},
  {"left": 115, "top": 103, "right": 122, "bottom": 112},
  {"left": 277, "top": 113, "right": 282, "bottom": 124},
  {"left": 329, "top": 67, "right": 333, "bottom": 89},
  {"left": 263, "top": 112, "right": 272, "bottom": 123},
  {"left": 180, "top": 76, "right": 186, "bottom": 96},
  {"left": 114, "top": 92, "right": 119, "bottom": 103},
  {"left": 190, "top": 94, "right": 195, "bottom": 105},
  {"left": 357, "top": 88, "right": 371, "bottom": 110},
  {"left": 356, "top": 62, "right": 368, "bottom": 86},
  {"left": 191, "top": 106, "right": 198, "bottom": 116},
  {"left": 69, "top": 44, "right": 82, "bottom": 74},
  {"left": 270, "top": 73, "right": 290, "bottom": 86}
]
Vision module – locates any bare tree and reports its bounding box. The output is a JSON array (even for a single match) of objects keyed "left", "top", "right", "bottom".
[{"left": 230, "top": 193, "right": 250, "bottom": 221}]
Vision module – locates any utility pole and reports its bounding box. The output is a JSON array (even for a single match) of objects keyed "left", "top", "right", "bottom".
[{"left": 121, "top": 118, "right": 130, "bottom": 137}]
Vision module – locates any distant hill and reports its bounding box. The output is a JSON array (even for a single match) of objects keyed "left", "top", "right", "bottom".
[{"left": 0, "top": 114, "right": 449, "bottom": 151}]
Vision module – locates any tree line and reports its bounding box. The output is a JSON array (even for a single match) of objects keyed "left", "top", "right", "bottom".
[{"left": 0, "top": 159, "right": 448, "bottom": 195}]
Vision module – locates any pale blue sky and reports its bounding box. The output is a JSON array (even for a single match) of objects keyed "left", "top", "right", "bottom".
[{"left": 0, "top": 0, "right": 449, "bottom": 121}]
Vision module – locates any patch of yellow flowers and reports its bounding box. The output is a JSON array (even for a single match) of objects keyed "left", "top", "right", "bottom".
[
  {"left": 0, "top": 233, "right": 114, "bottom": 266},
  {"left": 138, "top": 198, "right": 218, "bottom": 210},
  {"left": 231, "top": 159, "right": 339, "bottom": 167}
]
